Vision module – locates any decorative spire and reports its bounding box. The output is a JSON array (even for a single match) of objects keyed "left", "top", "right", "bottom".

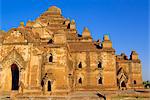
[
  {"left": 82, "top": 27, "right": 91, "bottom": 37},
  {"left": 71, "top": 20, "right": 75, "bottom": 24},
  {"left": 70, "top": 19, "right": 76, "bottom": 29},
  {"left": 103, "top": 34, "right": 110, "bottom": 41},
  {"left": 19, "top": 22, "right": 24, "bottom": 28},
  {"left": 102, "top": 34, "right": 112, "bottom": 48}
]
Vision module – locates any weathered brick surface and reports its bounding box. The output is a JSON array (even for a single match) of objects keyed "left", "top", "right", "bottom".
[{"left": 0, "top": 6, "right": 144, "bottom": 98}]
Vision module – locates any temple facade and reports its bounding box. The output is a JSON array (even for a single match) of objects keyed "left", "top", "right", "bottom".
[{"left": 0, "top": 6, "right": 143, "bottom": 96}]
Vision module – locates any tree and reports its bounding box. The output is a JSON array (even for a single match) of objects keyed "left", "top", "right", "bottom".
[{"left": 143, "top": 80, "right": 150, "bottom": 89}]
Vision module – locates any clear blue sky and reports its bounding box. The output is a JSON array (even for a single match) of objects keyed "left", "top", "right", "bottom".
[{"left": 0, "top": 0, "right": 149, "bottom": 81}]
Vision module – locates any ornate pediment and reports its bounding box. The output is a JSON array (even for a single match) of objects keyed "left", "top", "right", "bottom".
[
  {"left": 1, "top": 49, "right": 26, "bottom": 69},
  {"left": 3, "top": 29, "right": 28, "bottom": 44},
  {"left": 117, "top": 68, "right": 128, "bottom": 82}
]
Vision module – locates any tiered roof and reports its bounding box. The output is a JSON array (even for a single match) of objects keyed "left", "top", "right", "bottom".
[{"left": 0, "top": 6, "right": 115, "bottom": 52}]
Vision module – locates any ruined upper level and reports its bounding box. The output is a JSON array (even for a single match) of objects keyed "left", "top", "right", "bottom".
[
  {"left": 116, "top": 51, "right": 141, "bottom": 63},
  {"left": 0, "top": 6, "right": 115, "bottom": 52}
]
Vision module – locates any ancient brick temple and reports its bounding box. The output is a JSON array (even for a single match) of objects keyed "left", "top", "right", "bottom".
[{"left": 0, "top": 6, "right": 143, "bottom": 98}]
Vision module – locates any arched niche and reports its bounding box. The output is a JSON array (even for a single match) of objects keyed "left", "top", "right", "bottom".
[
  {"left": 121, "top": 81, "right": 126, "bottom": 87},
  {"left": 49, "top": 53, "right": 53, "bottom": 62},
  {"left": 77, "top": 74, "right": 84, "bottom": 85},
  {"left": 0, "top": 49, "right": 26, "bottom": 91},
  {"left": 78, "top": 62, "right": 82, "bottom": 68},
  {"left": 41, "top": 72, "right": 55, "bottom": 93},
  {"left": 98, "top": 61, "right": 102, "bottom": 68},
  {"left": 117, "top": 68, "right": 128, "bottom": 90},
  {"left": 98, "top": 77, "right": 103, "bottom": 84},
  {"left": 78, "top": 77, "right": 82, "bottom": 84},
  {"left": 96, "top": 74, "right": 103, "bottom": 85}
]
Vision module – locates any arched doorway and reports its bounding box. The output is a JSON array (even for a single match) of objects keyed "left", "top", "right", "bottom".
[
  {"left": 121, "top": 81, "right": 126, "bottom": 87},
  {"left": 11, "top": 64, "right": 19, "bottom": 90},
  {"left": 120, "top": 81, "right": 127, "bottom": 90}
]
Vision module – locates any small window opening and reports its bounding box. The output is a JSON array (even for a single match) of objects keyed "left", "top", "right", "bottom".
[
  {"left": 98, "top": 62, "right": 102, "bottom": 68},
  {"left": 98, "top": 77, "right": 102, "bottom": 84},
  {"left": 134, "top": 80, "right": 136, "bottom": 84},
  {"left": 48, "top": 39, "right": 53, "bottom": 44},
  {"left": 49, "top": 54, "right": 53, "bottom": 62},
  {"left": 48, "top": 81, "right": 51, "bottom": 91},
  {"left": 78, "top": 62, "right": 82, "bottom": 68},
  {"left": 78, "top": 78, "right": 82, "bottom": 84}
]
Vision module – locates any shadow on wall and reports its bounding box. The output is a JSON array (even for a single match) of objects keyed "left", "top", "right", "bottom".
[{"left": 97, "top": 93, "right": 106, "bottom": 100}]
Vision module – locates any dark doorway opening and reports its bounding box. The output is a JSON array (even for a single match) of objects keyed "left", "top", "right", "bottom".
[
  {"left": 48, "top": 81, "right": 51, "bottom": 91},
  {"left": 98, "top": 77, "right": 102, "bottom": 84},
  {"left": 78, "top": 62, "right": 82, "bottom": 68},
  {"left": 121, "top": 81, "right": 126, "bottom": 87},
  {"left": 134, "top": 80, "right": 136, "bottom": 84},
  {"left": 49, "top": 54, "right": 53, "bottom": 62},
  {"left": 78, "top": 78, "right": 82, "bottom": 84},
  {"left": 11, "top": 64, "right": 19, "bottom": 90},
  {"left": 98, "top": 62, "right": 102, "bottom": 68},
  {"left": 48, "top": 39, "right": 53, "bottom": 44}
]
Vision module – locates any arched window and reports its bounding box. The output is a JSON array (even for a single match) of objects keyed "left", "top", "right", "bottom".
[
  {"left": 78, "top": 62, "right": 82, "bottom": 68},
  {"left": 48, "top": 39, "right": 53, "bottom": 44},
  {"left": 98, "top": 62, "right": 102, "bottom": 68},
  {"left": 48, "top": 81, "right": 51, "bottom": 91},
  {"left": 98, "top": 77, "right": 102, "bottom": 84},
  {"left": 133, "top": 80, "right": 136, "bottom": 84},
  {"left": 121, "top": 81, "right": 126, "bottom": 87},
  {"left": 49, "top": 54, "right": 53, "bottom": 62},
  {"left": 78, "top": 78, "right": 82, "bottom": 84}
]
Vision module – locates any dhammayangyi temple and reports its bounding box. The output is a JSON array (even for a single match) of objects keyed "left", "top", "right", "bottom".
[{"left": 0, "top": 6, "right": 148, "bottom": 100}]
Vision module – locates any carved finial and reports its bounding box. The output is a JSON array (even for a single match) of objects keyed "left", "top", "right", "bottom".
[
  {"left": 71, "top": 20, "right": 75, "bottom": 24},
  {"left": 84, "top": 27, "right": 90, "bottom": 32},
  {"left": 70, "top": 20, "right": 76, "bottom": 29},
  {"left": 103, "top": 34, "right": 110, "bottom": 41},
  {"left": 19, "top": 22, "right": 24, "bottom": 28},
  {"left": 82, "top": 27, "right": 91, "bottom": 37},
  {"left": 102, "top": 34, "right": 112, "bottom": 48}
]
